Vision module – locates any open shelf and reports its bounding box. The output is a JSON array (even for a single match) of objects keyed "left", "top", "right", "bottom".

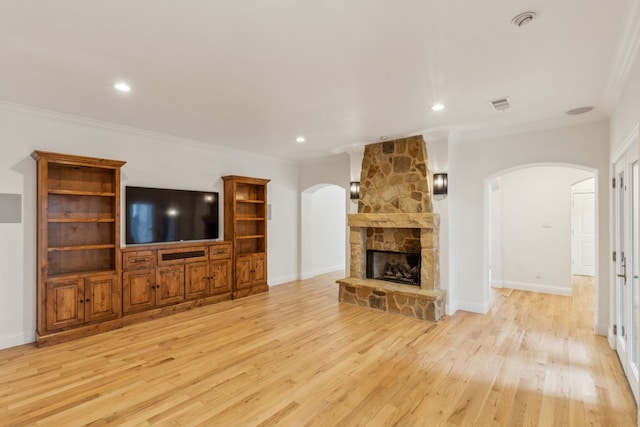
[
  {"left": 49, "top": 189, "right": 116, "bottom": 197},
  {"left": 47, "top": 163, "right": 117, "bottom": 194},
  {"left": 48, "top": 248, "right": 116, "bottom": 276}
]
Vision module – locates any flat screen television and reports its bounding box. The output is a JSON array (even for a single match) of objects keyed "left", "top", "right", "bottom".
[{"left": 125, "top": 186, "right": 219, "bottom": 245}]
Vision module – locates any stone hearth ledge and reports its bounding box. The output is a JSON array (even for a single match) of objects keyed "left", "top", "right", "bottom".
[{"left": 336, "top": 277, "right": 445, "bottom": 321}]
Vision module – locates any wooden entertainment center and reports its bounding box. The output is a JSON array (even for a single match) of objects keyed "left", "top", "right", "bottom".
[{"left": 32, "top": 151, "right": 269, "bottom": 346}]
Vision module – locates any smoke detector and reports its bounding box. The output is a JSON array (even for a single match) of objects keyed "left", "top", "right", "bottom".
[
  {"left": 489, "top": 97, "right": 511, "bottom": 112},
  {"left": 511, "top": 12, "right": 536, "bottom": 27}
]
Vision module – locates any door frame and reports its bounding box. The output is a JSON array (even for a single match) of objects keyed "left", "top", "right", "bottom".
[
  {"left": 609, "top": 123, "right": 640, "bottom": 406},
  {"left": 612, "top": 144, "right": 640, "bottom": 404}
]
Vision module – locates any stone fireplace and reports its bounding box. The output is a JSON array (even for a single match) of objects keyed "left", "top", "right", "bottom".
[{"left": 336, "top": 135, "right": 445, "bottom": 321}]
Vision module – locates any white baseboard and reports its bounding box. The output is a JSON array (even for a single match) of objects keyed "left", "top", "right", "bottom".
[
  {"left": 445, "top": 303, "right": 458, "bottom": 316},
  {"left": 608, "top": 327, "right": 617, "bottom": 349},
  {"left": 298, "top": 264, "right": 345, "bottom": 281},
  {"left": 457, "top": 299, "right": 491, "bottom": 314},
  {"left": 501, "top": 281, "right": 572, "bottom": 296},
  {"left": 490, "top": 280, "right": 503, "bottom": 288},
  {"left": 0, "top": 332, "right": 35, "bottom": 350},
  {"left": 447, "top": 299, "right": 490, "bottom": 315},
  {"left": 594, "top": 322, "right": 609, "bottom": 337},
  {"left": 268, "top": 273, "right": 299, "bottom": 286}
]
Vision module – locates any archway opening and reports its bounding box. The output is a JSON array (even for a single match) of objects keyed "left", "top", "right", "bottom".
[
  {"left": 300, "top": 184, "right": 346, "bottom": 279},
  {"left": 487, "top": 165, "right": 597, "bottom": 301}
]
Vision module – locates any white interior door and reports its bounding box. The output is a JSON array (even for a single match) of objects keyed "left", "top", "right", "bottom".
[
  {"left": 614, "top": 148, "right": 639, "bottom": 404},
  {"left": 572, "top": 191, "right": 595, "bottom": 276}
]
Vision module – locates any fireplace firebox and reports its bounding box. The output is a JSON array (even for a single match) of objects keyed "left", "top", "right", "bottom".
[{"left": 366, "top": 250, "right": 421, "bottom": 286}]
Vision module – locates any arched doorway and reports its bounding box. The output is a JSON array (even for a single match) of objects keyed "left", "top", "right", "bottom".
[
  {"left": 486, "top": 164, "right": 597, "bottom": 301},
  {"left": 300, "top": 184, "right": 346, "bottom": 279}
]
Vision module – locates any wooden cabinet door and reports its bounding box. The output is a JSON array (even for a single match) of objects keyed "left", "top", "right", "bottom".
[
  {"left": 123, "top": 270, "right": 155, "bottom": 313},
  {"left": 45, "top": 278, "right": 85, "bottom": 331},
  {"left": 210, "top": 259, "right": 231, "bottom": 294},
  {"left": 236, "top": 255, "right": 252, "bottom": 289},
  {"left": 252, "top": 253, "right": 267, "bottom": 285},
  {"left": 85, "top": 274, "right": 120, "bottom": 322},
  {"left": 185, "top": 261, "right": 209, "bottom": 299},
  {"left": 156, "top": 266, "right": 185, "bottom": 306}
]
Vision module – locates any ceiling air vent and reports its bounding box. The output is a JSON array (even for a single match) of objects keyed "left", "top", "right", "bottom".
[{"left": 489, "top": 97, "right": 511, "bottom": 112}]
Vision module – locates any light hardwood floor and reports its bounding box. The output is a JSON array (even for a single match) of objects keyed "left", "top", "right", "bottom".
[{"left": 0, "top": 273, "right": 636, "bottom": 426}]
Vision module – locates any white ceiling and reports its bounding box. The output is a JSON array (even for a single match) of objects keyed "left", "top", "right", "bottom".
[{"left": 0, "top": 1, "right": 633, "bottom": 160}]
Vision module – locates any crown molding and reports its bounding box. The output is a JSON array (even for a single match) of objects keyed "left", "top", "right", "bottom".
[
  {"left": 602, "top": 0, "right": 640, "bottom": 109},
  {"left": 0, "top": 100, "right": 297, "bottom": 165},
  {"left": 448, "top": 114, "right": 605, "bottom": 144},
  {"left": 610, "top": 122, "right": 639, "bottom": 162}
]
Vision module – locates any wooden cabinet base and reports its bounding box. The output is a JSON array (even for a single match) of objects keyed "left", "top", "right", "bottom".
[
  {"left": 36, "top": 318, "right": 124, "bottom": 347},
  {"left": 122, "top": 292, "right": 232, "bottom": 326},
  {"left": 233, "top": 284, "right": 268, "bottom": 299},
  {"left": 36, "top": 292, "right": 234, "bottom": 347}
]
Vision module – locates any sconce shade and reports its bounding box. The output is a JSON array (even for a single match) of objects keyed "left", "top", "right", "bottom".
[
  {"left": 350, "top": 181, "right": 360, "bottom": 200},
  {"left": 433, "top": 173, "right": 448, "bottom": 195}
]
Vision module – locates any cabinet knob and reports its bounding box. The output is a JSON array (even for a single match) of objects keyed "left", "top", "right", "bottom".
[
  {"left": 85, "top": 298, "right": 90, "bottom": 302},
  {"left": 79, "top": 299, "right": 84, "bottom": 303}
]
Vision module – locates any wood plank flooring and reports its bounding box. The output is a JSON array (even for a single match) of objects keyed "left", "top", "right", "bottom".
[{"left": 0, "top": 273, "right": 636, "bottom": 426}]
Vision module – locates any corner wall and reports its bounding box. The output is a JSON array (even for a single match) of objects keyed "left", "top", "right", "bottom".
[{"left": 0, "top": 102, "right": 299, "bottom": 349}]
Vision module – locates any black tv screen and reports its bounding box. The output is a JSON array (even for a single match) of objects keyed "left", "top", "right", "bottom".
[{"left": 125, "top": 186, "right": 219, "bottom": 244}]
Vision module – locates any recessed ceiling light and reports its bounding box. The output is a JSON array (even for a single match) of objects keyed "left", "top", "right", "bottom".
[
  {"left": 296, "top": 136, "right": 306, "bottom": 143},
  {"left": 431, "top": 103, "right": 445, "bottom": 111},
  {"left": 566, "top": 106, "right": 594, "bottom": 115},
  {"left": 114, "top": 82, "right": 131, "bottom": 92}
]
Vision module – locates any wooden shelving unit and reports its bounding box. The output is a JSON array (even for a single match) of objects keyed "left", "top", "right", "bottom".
[
  {"left": 223, "top": 175, "right": 270, "bottom": 298},
  {"left": 32, "top": 151, "right": 126, "bottom": 346}
]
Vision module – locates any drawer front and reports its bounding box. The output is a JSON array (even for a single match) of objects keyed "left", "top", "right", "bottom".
[
  {"left": 123, "top": 251, "right": 156, "bottom": 271},
  {"left": 209, "top": 243, "right": 232, "bottom": 260}
]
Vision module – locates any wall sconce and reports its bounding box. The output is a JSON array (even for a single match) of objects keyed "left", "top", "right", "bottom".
[
  {"left": 350, "top": 181, "right": 360, "bottom": 200},
  {"left": 433, "top": 173, "right": 448, "bottom": 195}
]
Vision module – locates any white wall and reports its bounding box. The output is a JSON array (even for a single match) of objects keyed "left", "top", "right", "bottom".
[
  {"left": 426, "top": 139, "right": 450, "bottom": 298},
  {"left": 299, "top": 154, "right": 350, "bottom": 191},
  {"left": 0, "top": 102, "right": 300, "bottom": 349},
  {"left": 449, "top": 120, "right": 610, "bottom": 334},
  {"left": 489, "top": 178, "right": 502, "bottom": 287},
  {"left": 496, "top": 167, "right": 592, "bottom": 295}
]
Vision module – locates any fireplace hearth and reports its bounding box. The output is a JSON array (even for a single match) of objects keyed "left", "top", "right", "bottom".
[{"left": 367, "top": 250, "right": 421, "bottom": 286}]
